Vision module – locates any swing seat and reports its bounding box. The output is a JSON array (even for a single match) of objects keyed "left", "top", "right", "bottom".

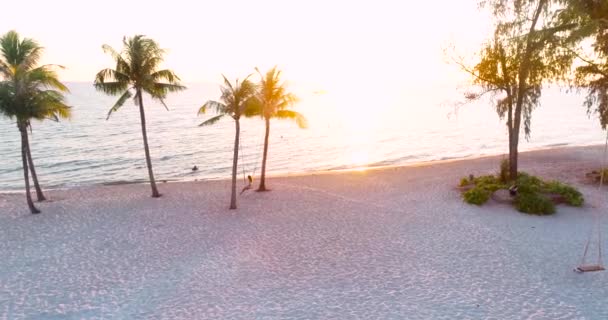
[{"left": 575, "top": 265, "right": 605, "bottom": 273}]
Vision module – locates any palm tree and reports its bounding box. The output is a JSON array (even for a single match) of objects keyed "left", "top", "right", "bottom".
[
  {"left": 0, "top": 30, "right": 71, "bottom": 214},
  {"left": 198, "top": 75, "right": 258, "bottom": 209},
  {"left": 255, "top": 67, "right": 306, "bottom": 191},
  {"left": 95, "top": 35, "right": 185, "bottom": 198}
]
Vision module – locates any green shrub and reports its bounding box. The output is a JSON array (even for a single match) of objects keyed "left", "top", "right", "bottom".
[
  {"left": 473, "top": 174, "right": 507, "bottom": 192},
  {"left": 459, "top": 170, "right": 583, "bottom": 215},
  {"left": 516, "top": 172, "right": 543, "bottom": 194},
  {"left": 544, "top": 180, "right": 584, "bottom": 207},
  {"left": 498, "top": 159, "right": 510, "bottom": 183},
  {"left": 484, "top": 183, "right": 507, "bottom": 193},
  {"left": 515, "top": 192, "right": 556, "bottom": 215},
  {"left": 463, "top": 186, "right": 491, "bottom": 206},
  {"left": 473, "top": 175, "right": 499, "bottom": 186},
  {"left": 460, "top": 177, "right": 471, "bottom": 187}
]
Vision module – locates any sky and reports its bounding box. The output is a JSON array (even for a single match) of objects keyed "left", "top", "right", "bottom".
[{"left": 0, "top": 0, "right": 492, "bottom": 90}]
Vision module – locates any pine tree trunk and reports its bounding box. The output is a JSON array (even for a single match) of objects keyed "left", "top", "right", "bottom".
[
  {"left": 137, "top": 90, "right": 161, "bottom": 198},
  {"left": 507, "top": 104, "right": 517, "bottom": 182},
  {"left": 257, "top": 117, "right": 271, "bottom": 191},
  {"left": 24, "top": 123, "right": 46, "bottom": 201},
  {"left": 19, "top": 123, "right": 40, "bottom": 214},
  {"left": 508, "top": 127, "right": 518, "bottom": 181},
  {"left": 230, "top": 119, "right": 240, "bottom": 209},
  {"left": 511, "top": 0, "right": 546, "bottom": 180}
]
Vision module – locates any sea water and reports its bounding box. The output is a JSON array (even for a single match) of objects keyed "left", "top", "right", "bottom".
[{"left": 0, "top": 82, "right": 603, "bottom": 191}]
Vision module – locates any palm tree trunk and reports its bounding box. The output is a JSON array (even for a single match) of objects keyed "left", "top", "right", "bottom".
[
  {"left": 230, "top": 119, "right": 240, "bottom": 209},
  {"left": 18, "top": 123, "right": 40, "bottom": 214},
  {"left": 137, "top": 90, "right": 161, "bottom": 198},
  {"left": 257, "top": 117, "right": 271, "bottom": 191},
  {"left": 24, "top": 124, "right": 46, "bottom": 201}
]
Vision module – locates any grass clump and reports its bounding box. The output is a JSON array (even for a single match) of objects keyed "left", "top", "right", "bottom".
[
  {"left": 463, "top": 187, "right": 491, "bottom": 205},
  {"left": 498, "top": 158, "right": 510, "bottom": 184},
  {"left": 544, "top": 180, "right": 584, "bottom": 207},
  {"left": 461, "top": 175, "right": 506, "bottom": 206},
  {"left": 514, "top": 192, "right": 555, "bottom": 215},
  {"left": 460, "top": 177, "right": 471, "bottom": 187},
  {"left": 516, "top": 172, "right": 544, "bottom": 194},
  {"left": 459, "top": 163, "right": 584, "bottom": 215}
]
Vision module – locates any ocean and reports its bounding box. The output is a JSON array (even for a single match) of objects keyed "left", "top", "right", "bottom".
[{"left": 0, "top": 82, "right": 604, "bottom": 192}]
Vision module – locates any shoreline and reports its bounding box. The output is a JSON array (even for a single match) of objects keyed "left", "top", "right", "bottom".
[{"left": 0, "top": 143, "right": 603, "bottom": 195}]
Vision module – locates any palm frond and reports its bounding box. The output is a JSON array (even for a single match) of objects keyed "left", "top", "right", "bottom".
[
  {"left": 198, "top": 100, "right": 226, "bottom": 115},
  {"left": 275, "top": 110, "right": 308, "bottom": 128},
  {"left": 98, "top": 35, "right": 183, "bottom": 112},
  {"left": 101, "top": 44, "right": 125, "bottom": 64},
  {"left": 149, "top": 83, "right": 187, "bottom": 96},
  {"left": 0, "top": 31, "right": 42, "bottom": 71},
  {"left": 151, "top": 69, "right": 181, "bottom": 83},
  {"left": 221, "top": 74, "right": 235, "bottom": 94},
  {"left": 0, "top": 81, "right": 16, "bottom": 119},
  {"left": 18, "top": 46, "right": 44, "bottom": 71},
  {"left": 53, "top": 104, "right": 71, "bottom": 119},
  {"left": 277, "top": 93, "right": 298, "bottom": 110},
  {"left": 94, "top": 68, "right": 130, "bottom": 87},
  {"left": 239, "top": 77, "right": 257, "bottom": 96},
  {"left": 255, "top": 66, "right": 299, "bottom": 119},
  {"left": 107, "top": 90, "right": 132, "bottom": 119},
  {"left": 94, "top": 78, "right": 130, "bottom": 95},
  {"left": 157, "top": 98, "right": 170, "bottom": 111},
  {"left": 28, "top": 66, "right": 69, "bottom": 92},
  {"left": 0, "top": 60, "right": 11, "bottom": 78},
  {"left": 0, "top": 31, "right": 72, "bottom": 124},
  {"left": 243, "top": 96, "right": 262, "bottom": 117},
  {"left": 199, "top": 114, "right": 224, "bottom": 126},
  {"left": 25, "top": 89, "right": 72, "bottom": 122}
]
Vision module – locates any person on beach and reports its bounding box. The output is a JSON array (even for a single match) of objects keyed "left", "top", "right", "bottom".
[{"left": 241, "top": 175, "right": 253, "bottom": 195}]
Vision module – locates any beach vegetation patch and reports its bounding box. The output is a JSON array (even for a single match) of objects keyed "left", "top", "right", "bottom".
[
  {"left": 514, "top": 192, "right": 556, "bottom": 215},
  {"left": 460, "top": 166, "right": 584, "bottom": 215},
  {"left": 498, "top": 159, "right": 510, "bottom": 184},
  {"left": 460, "top": 177, "right": 471, "bottom": 187},
  {"left": 463, "top": 187, "right": 491, "bottom": 205},
  {"left": 543, "top": 181, "right": 584, "bottom": 207}
]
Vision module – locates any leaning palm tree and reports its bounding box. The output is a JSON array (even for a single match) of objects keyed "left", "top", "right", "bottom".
[
  {"left": 198, "top": 75, "right": 258, "bottom": 209},
  {"left": 0, "top": 30, "right": 71, "bottom": 213},
  {"left": 95, "top": 35, "right": 185, "bottom": 198},
  {"left": 254, "top": 67, "right": 307, "bottom": 191}
]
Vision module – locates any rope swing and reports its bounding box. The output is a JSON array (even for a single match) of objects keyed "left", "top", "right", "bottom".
[
  {"left": 575, "top": 132, "right": 608, "bottom": 273},
  {"left": 238, "top": 128, "right": 264, "bottom": 185}
]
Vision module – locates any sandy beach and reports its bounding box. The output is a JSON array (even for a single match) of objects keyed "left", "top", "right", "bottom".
[{"left": 1, "top": 145, "right": 608, "bottom": 319}]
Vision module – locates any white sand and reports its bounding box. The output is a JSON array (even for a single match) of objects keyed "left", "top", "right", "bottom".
[{"left": 1, "top": 146, "right": 608, "bottom": 319}]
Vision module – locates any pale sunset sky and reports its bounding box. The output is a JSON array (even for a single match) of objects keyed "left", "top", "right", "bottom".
[{"left": 0, "top": 0, "right": 492, "bottom": 91}]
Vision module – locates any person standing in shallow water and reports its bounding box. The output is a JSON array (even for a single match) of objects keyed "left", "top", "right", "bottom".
[{"left": 241, "top": 175, "right": 253, "bottom": 195}]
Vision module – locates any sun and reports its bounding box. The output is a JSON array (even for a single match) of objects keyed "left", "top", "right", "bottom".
[{"left": 350, "top": 150, "right": 370, "bottom": 167}]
